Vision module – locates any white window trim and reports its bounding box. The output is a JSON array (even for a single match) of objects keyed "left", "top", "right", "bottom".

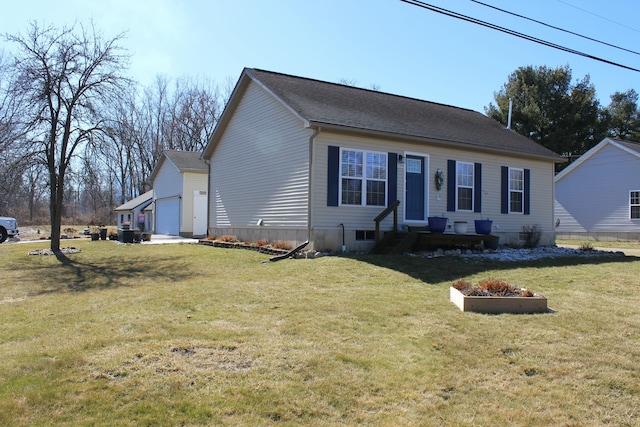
[
  {"left": 456, "top": 161, "right": 474, "bottom": 212},
  {"left": 630, "top": 190, "right": 640, "bottom": 220},
  {"left": 338, "top": 148, "right": 388, "bottom": 207},
  {"left": 509, "top": 167, "right": 525, "bottom": 214}
]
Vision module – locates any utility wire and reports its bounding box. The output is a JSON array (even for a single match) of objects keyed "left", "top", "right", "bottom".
[
  {"left": 470, "top": 0, "right": 640, "bottom": 56},
  {"left": 558, "top": 0, "right": 640, "bottom": 34},
  {"left": 399, "top": 0, "right": 640, "bottom": 73}
]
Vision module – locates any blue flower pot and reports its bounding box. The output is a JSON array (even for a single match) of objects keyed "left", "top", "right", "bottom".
[
  {"left": 474, "top": 220, "right": 493, "bottom": 235},
  {"left": 428, "top": 217, "right": 448, "bottom": 233}
]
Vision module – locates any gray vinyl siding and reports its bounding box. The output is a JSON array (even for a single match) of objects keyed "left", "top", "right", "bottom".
[
  {"left": 153, "top": 161, "right": 182, "bottom": 200},
  {"left": 209, "top": 81, "right": 310, "bottom": 230},
  {"left": 555, "top": 142, "right": 640, "bottom": 233},
  {"left": 312, "top": 131, "right": 555, "bottom": 247}
]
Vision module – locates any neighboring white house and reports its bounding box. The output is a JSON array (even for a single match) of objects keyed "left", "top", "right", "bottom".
[
  {"left": 114, "top": 190, "right": 154, "bottom": 231},
  {"left": 555, "top": 137, "right": 640, "bottom": 241},
  {"left": 149, "top": 150, "right": 208, "bottom": 237},
  {"left": 202, "top": 68, "right": 562, "bottom": 253}
]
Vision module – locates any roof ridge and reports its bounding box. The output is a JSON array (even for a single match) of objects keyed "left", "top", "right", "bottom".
[{"left": 248, "top": 68, "right": 479, "bottom": 114}]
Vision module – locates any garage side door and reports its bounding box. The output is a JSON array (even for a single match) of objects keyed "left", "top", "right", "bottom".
[{"left": 156, "top": 198, "right": 180, "bottom": 235}]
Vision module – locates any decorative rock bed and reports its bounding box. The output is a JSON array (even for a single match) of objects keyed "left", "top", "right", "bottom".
[{"left": 28, "top": 247, "right": 82, "bottom": 256}]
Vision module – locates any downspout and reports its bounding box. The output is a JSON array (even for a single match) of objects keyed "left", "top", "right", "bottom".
[
  {"left": 307, "top": 127, "right": 321, "bottom": 244},
  {"left": 205, "top": 158, "right": 211, "bottom": 237}
]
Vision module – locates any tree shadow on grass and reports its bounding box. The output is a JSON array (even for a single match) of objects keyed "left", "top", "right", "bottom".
[
  {"left": 348, "top": 252, "right": 640, "bottom": 285},
  {"left": 23, "top": 251, "right": 198, "bottom": 294}
]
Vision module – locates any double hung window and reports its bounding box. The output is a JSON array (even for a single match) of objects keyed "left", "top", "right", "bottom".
[
  {"left": 456, "top": 162, "right": 474, "bottom": 211},
  {"left": 509, "top": 168, "right": 524, "bottom": 213},
  {"left": 340, "top": 149, "right": 387, "bottom": 206},
  {"left": 500, "top": 165, "right": 530, "bottom": 215},
  {"left": 631, "top": 191, "right": 640, "bottom": 219}
]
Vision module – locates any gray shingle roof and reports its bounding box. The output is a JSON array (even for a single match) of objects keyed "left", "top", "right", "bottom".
[
  {"left": 246, "top": 68, "right": 562, "bottom": 161},
  {"left": 163, "top": 150, "right": 207, "bottom": 173},
  {"left": 611, "top": 138, "right": 640, "bottom": 154},
  {"left": 114, "top": 190, "right": 153, "bottom": 211}
]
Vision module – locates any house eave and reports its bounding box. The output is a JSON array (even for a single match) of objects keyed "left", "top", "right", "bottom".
[
  {"left": 554, "top": 137, "right": 640, "bottom": 183},
  {"left": 307, "top": 121, "right": 563, "bottom": 163}
]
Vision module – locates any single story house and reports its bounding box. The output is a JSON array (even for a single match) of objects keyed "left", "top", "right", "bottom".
[
  {"left": 202, "top": 68, "right": 562, "bottom": 253},
  {"left": 149, "top": 150, "right": 208, "bottom": 237},
  {"left": 555, "top": 137, "right": 640, "bottom": 240},
  {"left": 114, "top": 190, "right": 153, "bottom": 231}
]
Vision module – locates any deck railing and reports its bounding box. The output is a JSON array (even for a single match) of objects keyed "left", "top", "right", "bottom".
[{"left": 373, "top": 200, "right": 400, "bottom": 244}]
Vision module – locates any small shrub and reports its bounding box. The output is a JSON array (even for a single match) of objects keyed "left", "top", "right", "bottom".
[
  {"left": 204, "top": 235, "right": 216, "bottom": 241},
  {"left": 272, "top": 241, "right": 291, "bottom": 250},
  {"left": 579, "top": 241, "right": 594, "bottom": 251},
  {"left": 220, "top": 235, "right": 235, "bottom": 242},
  {"left": 453, "top": 279, "right": 535, "bottom": 297},
  {"left": 256, "top": 240, "right": 269, "bottom": 247},
  {"left": 452, "top": 279, "right": 473, "bottom": 292},
  {"left": 520, "top": 224, "right": 541, "bottom": 248},
  {"left": 478, "top": 278, "right": 515, "bottom": 296}
]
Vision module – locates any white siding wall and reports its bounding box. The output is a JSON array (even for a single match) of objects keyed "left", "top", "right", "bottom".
[
  {"left": 555, "top": 143, "right": 640, "bottom": 234},
  {"left": 209, "top": 81, "right": 310, "bottom": 241},
  {"left": 311, "top": 132, "right": 556, "bottom": 251}
]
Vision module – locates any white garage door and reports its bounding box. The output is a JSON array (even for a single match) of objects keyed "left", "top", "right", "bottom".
[{"left": 156, "top": 198, "right": 180, "bottom": 235}]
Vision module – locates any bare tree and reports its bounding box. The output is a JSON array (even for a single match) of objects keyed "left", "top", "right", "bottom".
[
  {"left": 164, "top": 77, "right": 222, "bottom": 151},
  {"left": 99, "top": 84, "right": 141, "bottom": 204},
  {"left": 5, "top": 22, "right": 129, "bottom": 251},
  {"left": 0, "top": 52, "right": 30, "bottom": 214}
]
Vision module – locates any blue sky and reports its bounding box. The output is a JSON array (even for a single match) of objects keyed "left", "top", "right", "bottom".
[{"left": 2, "top": 0, "right": 639, "bottom": 114}]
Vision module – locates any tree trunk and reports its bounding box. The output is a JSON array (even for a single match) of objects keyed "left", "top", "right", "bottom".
[{"left": 49, "top": 173, "right": 62, "bottom": 252}]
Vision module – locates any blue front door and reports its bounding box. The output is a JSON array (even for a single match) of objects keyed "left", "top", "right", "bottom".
[{"left": 405, "top": 155, "right": 426, "bottom": 221}]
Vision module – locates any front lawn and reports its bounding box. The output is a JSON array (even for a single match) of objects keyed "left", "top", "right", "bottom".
[{"left": 1, "top": 241, "right": 639, "bottom": 426}]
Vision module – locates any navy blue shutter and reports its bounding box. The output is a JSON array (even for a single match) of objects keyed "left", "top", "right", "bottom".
[
  {"left": 447, "top": 160, "right": 456, "bottom": 212},
  {"left": 474, "top": 162, "right": 482, "bottom": 213},
  {"left": 387, "top": 153, "right": 398, "bottom": 205},
  {"left": 501, "top": 166, "right": 509, "bottom": 214},
  {"left": 327, "top": 146, "right": 339, "bottom": 206},
  {"left": 524, "top": 168, "right": 531, "bottom": 215}
]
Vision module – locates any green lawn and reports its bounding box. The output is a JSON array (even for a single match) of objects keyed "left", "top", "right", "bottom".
[
  {"left": 557, "top": 238, "right": 640, "bottom": 250},
  {"left": 1, "top": 240, "right": 639, "bottom": 426}
]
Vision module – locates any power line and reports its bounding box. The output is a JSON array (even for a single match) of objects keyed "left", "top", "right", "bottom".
[
  {"left": 557, "top": 0, "right": 640, "bottom": 34},
  {"left": 470, "top": 0, "right": 640, "bottom": 56},
  {"left": 399, "top": 0, "right": 640, "bottom": 73}
]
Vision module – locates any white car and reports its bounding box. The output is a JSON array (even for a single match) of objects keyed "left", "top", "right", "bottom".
[{"left": 0, "top": 216, "right": 19, "bottom": 243}]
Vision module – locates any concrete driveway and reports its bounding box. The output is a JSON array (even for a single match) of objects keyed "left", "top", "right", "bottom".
[{"left": 142, "top": 234, "right": 200, "bottom": 245}]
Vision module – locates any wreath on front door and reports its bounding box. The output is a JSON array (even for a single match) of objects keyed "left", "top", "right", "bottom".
[{"left": 435, "top": 169, "right": 444, "bottom": 191}]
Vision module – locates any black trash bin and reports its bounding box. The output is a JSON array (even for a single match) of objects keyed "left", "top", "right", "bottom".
[
  {"left": 119, "top": 229, "right": 135, "bottom": 243},
  {"left": 100, "top": 228, "right": 107, "bottom": 240}
]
